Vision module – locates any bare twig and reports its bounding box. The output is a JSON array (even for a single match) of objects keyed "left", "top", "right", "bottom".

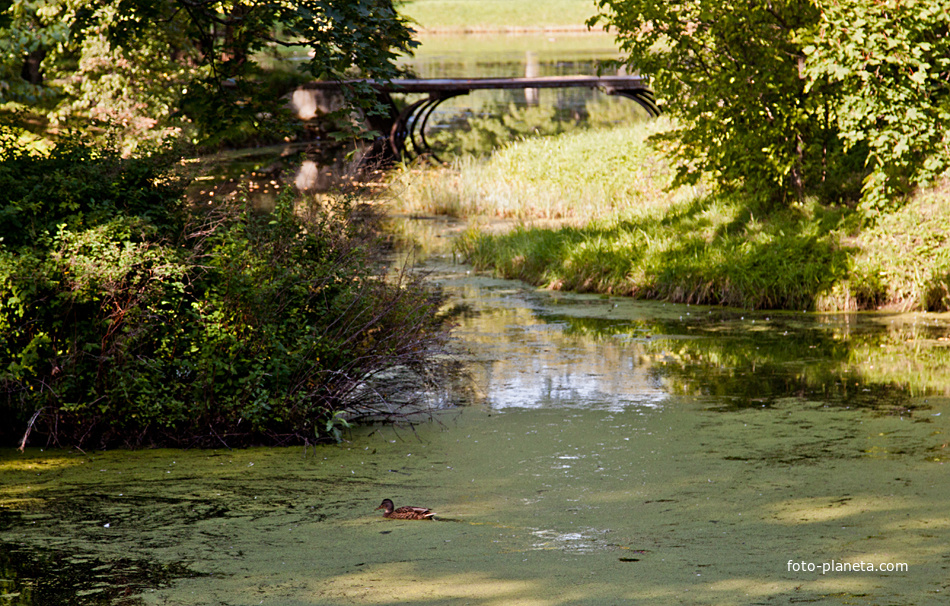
[{"left": 19, "top": 408, "right": 45, "bottom": 452}]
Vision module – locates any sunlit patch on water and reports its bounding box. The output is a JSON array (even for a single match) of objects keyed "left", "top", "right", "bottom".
[
  {"left": 4, "top": 258, "right": 950, "bottom": 605},
  {"left": 528, "top": 528, "right": 613, "bottom": 553}
]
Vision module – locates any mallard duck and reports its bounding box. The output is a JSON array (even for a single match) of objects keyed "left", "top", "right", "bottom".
[{"left": 376, "top": 498, "right": 435, "bottom": 520}]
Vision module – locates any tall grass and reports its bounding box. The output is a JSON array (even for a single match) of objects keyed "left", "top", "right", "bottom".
[
  {"left": 386, "top": 119, "right": 692, "bottom": 223},
  {"left": 833, "top": 183, "right": 950, "bottom": 311},
  {"left": 455, "top": 194, "right": 856, "bottom": 310}
]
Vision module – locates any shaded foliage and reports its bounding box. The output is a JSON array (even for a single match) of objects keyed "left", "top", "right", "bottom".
[
  {"left": 0, "top": 0, "right": 418, "bottom": 148},
  {"left": 0, "top": 134, "right": 449, "bottom": 448}
]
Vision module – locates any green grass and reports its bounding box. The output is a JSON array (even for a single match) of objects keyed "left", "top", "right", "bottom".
[
  {"left": 455, "top": 194, "right": 855, "bottom": 310},
  {"left": 386, "top": 119, "right": 682, "bottom": 222},
  {"left": 386, "top": 118, "right": 950, "bottom": 312},
  {"left": 409, "top": 31, "right": 618, "bottom": 56},
  {"left": 400, "top": 0, "right": 599, "bottom": 31},
  {"left": 839, "top": 185, "right": 950, "bottom": 312}
]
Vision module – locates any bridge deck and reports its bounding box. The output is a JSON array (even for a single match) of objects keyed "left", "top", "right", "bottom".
[
  {"left": 301, "top": 75, "right": 649, "bottom": 93},
  {"left": 297, "top": 75, "right": 657, "bottom": 164}
]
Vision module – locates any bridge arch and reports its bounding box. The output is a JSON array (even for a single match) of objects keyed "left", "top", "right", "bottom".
[{"left": 297, "top": 76, "right": 659, "bottom": 163}]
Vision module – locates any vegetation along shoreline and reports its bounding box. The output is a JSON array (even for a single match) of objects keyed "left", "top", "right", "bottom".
[
  {"left": 2, "top": 0, "right": 949, "bottom": 449},
  {"left": 391, "top": 0, "right": 950, "bottom": 313}
]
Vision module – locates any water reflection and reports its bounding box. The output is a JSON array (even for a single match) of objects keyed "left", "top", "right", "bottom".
[
  {"left": 403, "top": 32, "right": 622, "bottom": 79},
  {"left": 186, "top": 141, "right": 374, "bottom": 213},
  {"left": 0, "top": 537, "right": 199, "bottom": 606},
  {"left": 458, "top": 311, "right": 668, "bottom": 411},
  {"left": 3, "top": 258, "right": 950, "bottom": 604},
  {"left": 426, "top": 257, "right": 950, "bottom": 416},
  {"left": 529, "top": 527, "right": 612, "bottom": 553}
]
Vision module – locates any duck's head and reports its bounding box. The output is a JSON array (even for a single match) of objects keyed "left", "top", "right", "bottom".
[{"left": 375, "top": 498, "right": 394, "bottom": 513}]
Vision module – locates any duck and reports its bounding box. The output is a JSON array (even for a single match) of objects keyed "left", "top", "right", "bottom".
[{"left": 376, "top": 498, "right": 435, "bottom": 520}]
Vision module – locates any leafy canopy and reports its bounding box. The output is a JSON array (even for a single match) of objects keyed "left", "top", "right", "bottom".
[
  {"left": 590, "top": 0, "right": 950, "bottom": 208},
  {"left": 802, "top": 0, "right": 950, "bottom": 209},
  {"left": 589, "top": 1, "right": 838, "bottom": 203},
  {"left": 0, "top": 0, "right": 418, "bottom": 147}
]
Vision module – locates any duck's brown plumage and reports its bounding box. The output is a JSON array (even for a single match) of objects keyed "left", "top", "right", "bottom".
[{"left": 376, "top": 498, "right": 435, "bottom": 520}]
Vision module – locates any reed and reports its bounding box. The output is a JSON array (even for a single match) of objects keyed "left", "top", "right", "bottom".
[{"left": 385, "top": 120, "right": 687, "bottom": 224}]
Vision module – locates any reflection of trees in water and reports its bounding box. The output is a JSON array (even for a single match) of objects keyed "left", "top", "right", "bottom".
[
  {"left": 0, "top": 538, "right": 199, "bottom": 606},
  {"left": 441, "top": 271, "right": 950, "bottom": 414},
  {"left": 552, "top": 313, "right": 950, "bottom": 408},
  {"left": 450, "top": 301, "right": 666, "bottom": 410}
]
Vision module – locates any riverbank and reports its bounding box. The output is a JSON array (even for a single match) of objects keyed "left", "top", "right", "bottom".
[
  {"left": 5, "top": 262, "right": 950, "bottom": 605},
  {"left": 385, "top": 122, "right": 950, "bottom": 312}
]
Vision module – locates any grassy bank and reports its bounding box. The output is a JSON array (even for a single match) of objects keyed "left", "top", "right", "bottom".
[
  {"left": 386, "top": 122, "right": 950, "bottom": 312},
  {"left": 455, "top": 194, "right": 855, "bottom": 311},
  {"left": 387, "top": 120, "right": 685, "bottom": 222},
  {"left": 400, "top": 0, "right": 597, "bottom": 32}
]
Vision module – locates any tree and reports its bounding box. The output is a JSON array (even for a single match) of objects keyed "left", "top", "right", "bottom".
[
  {"left": 590, "top": 0, "right": 950, "bottom": 208},
  {"left": 802, "top": 0, "right": 950, "bottom": 210},
  {"left": 589, "top": 1, "right": 850, "bottom": 203},
  {"left": 0, "top": 0, "right": 418, "bottom": 147}
]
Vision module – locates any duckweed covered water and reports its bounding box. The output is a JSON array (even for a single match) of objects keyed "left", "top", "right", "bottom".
[{"left": 3, "top": 258, "right": 950, "bottom": 605}]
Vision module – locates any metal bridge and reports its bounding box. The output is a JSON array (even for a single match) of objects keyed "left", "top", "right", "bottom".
[{"left": 298, "top": 75, "right": 658, "bottom": 163}]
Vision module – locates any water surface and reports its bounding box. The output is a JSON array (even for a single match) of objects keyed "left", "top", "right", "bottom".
[
  {"left": 192, "top": 32, "right": 640, "bottom": 206},
  {"left": 3, "top": 257, "right": 950, "bottom": 605}
]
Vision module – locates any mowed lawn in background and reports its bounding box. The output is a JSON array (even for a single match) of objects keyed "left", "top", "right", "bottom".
[{"left": 400, "top": 0, "right": 599, "bottom": 30}]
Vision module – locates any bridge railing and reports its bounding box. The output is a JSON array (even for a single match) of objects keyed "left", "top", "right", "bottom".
[{"left": 295, "top": 76, "right": 658, "bottom": 162}]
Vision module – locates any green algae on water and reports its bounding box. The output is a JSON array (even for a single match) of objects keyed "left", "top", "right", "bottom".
[{"left": 3, "top": 261, "right": 950, "bottom": 605}]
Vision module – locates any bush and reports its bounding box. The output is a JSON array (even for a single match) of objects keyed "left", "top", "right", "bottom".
[
  {"left": 0, "top": 134, "right": 449, "bottom": 448},
  {"left": 589, "top": 0, "right": 950, "bottom": 207},
  {"left": 0, "top": 130, "right": 189, "bottom": 247},
  {"left": 589, "top": 1, "right": 848, "bottom": 203}
]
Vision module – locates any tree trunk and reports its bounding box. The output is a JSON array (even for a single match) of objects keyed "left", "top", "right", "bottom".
[{"left": 21, "top": 48, "right": 46, "bottom": 85}]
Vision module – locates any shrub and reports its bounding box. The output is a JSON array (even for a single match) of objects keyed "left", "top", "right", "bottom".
[
  {"left": 589, "top": 0, "right": 950, "bottom": 207},
  {"left": 1, "top": 134, "right": 449, "bottom": 448}
]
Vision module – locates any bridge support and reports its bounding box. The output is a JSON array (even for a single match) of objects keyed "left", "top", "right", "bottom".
[
  {"left": 299, "top": 76, "right": 660, "bottom": 166},
  {"left": 388, "top": 90, "right": 468, "bottom": 163}
]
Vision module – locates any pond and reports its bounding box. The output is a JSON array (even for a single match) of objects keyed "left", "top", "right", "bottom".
[
  {"left": 393, "top": 32, "right": 647, "bottom": 156},
  {"left": 3, "top": 247, "right": 950, "bottom": 605},
  {"left": 204, "top": 31, "right": 643, "bottom": 206}
]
